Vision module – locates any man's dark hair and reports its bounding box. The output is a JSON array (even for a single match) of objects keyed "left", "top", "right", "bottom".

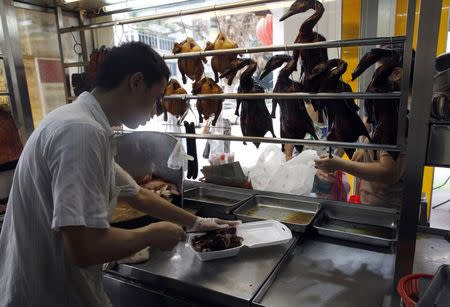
[{"left": 96, "top": 41, "right": 170, "bottom": 90}]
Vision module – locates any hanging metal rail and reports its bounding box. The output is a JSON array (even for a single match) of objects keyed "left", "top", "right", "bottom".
[
  {"left": 163, "top": 36, "right": 405, "bottom": 59},
  {"left": 166, "top": 133, "right": 403, "bottom": 151},
  {"left": 162, "top": 92, "right": 400, "bottom": 100},
  {"left": 0, "top": 91, "right": 10, "bottom": 96},
  {"left": 59, "top": 0, "right": 288, "bottom": 33},
  {"left": 62, "top": 36, "right": 405, "bottom": 68}
]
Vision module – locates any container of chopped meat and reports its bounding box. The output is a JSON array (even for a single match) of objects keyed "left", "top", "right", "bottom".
[{"left": 189, "top": 220, "right": 292, "bottom": 261}]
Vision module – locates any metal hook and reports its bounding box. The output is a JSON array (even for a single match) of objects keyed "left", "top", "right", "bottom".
[
  {"left": 179, "top": 11, "right": 188, "bottom": 37},
  {"left": 214, "top": 5, "right": 222, "bottom": 34}
]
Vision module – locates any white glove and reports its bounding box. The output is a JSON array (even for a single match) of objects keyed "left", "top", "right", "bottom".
[{"left": 190, "top": 217, "right": 242, "bottom": 231}]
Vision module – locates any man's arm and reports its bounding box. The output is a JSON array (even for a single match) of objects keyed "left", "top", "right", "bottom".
[
  {"left": 122, "top": 188, "right": 197, "bottom": 227},
  {"left": 61, "top": 222, "right": 186, "bottom": 267}
]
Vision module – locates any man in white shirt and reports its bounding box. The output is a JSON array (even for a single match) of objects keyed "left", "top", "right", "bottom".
[{"left": 0, "top": 42, "right": 237, "bottom": 306}]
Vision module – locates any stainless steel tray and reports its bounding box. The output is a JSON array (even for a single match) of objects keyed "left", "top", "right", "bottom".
[
  {"left": 418, "top": 264, "right": 450, "bottom": 307},
  {"left": 313, "top": 205, "right": 397, "bottom": 247},
  {"left": 233, "top": 195, "right": 321, "bottom": 232},
  {"left": 183, "top": 187, "right": 252, "bottom": 210}
]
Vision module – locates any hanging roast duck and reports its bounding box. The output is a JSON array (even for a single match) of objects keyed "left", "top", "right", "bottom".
[
  {"left": 306, "top": 59, "right": 370, "bottom": 158},
  {"left": 161, "top": 79, "right": 189, "bottom": 122},
  {"left": 279, "top": 0, "right": 328, "bottom": 82},
  {"left": 205, "top": 32, "right": 239, "bottom": 83},
  {"left": 192, "top": 77, "right": 223, "bottom": 126},
  {"left": 220, "top": 58, "right": 275, "bottom": 148},
  {"left": 173, "top": 38, "right": 207, "bottom": 84},
  {"left": 351, "top": 48, "right": 404, "bottom": 159},
  {"left": 260, "top": 54, "right": 317, "bottom": 158}
]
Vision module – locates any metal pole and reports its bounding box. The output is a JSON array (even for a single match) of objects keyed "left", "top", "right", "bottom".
[
  {"left": 396, "top": 0, "right": 417, "bottom": 146},
  {"left": 165, "top": 133, "right": 403, "bottom": 151},
  {"left": 0, "top": 0, "right": 34, "bottom": 140},
  {"left": 161, "top": 37, "right": 405, "bottom": 60},
  {"left": 55, "top": 6, "right": 71, "bottom": 103},
  {"left": 58, "top": 0, "right": 287, "bottom": 33},
  {"left": 162, "top": 92, "right": 401, "bottom": 100},
  {"left": 391, "top": 0, "right": 442, "bottom": 306}
]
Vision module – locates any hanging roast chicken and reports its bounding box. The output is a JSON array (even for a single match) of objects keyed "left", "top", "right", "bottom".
[
  {"left": 306, "top": 59, "right": 370, "bottom": 158},
  {"left": 173, "top": 38, "right": 207, "bottom": 84},
  {"left": 260, "top": 54, "right": 317, "bottom": 158},
  {"left": 192, "top": 77, "right": 223, "bottom": 126},
  {"left": 279, "top": 0, "right": 328, "bottom": 82},
  {"left": 205, "top": 32, "right": 239, "bottom": 83},
  {"left": 220, "top": 58, "right": 275, "bottom": 148},
  {"left": 161, "top": 79, "right": 189, "bottom": 121},
  {"left": 351, "top": 48, "right": 405, "bottom": 159}
]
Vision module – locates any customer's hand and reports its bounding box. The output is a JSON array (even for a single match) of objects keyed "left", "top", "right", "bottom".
[
  {"left": 316, "top": 169, "right": 336, "bottom": 183},
  {"left": 190, "top": 217, "right": 242, "bottom": 231},
  {"left": 351, "top": 149, "right": 366, "bottom": 162},
  {"left": 314, "top": 154, "right": 344, "bottom": 173},
  {"left": 145, "top": 222, "right": 186, "bottom": 251}
]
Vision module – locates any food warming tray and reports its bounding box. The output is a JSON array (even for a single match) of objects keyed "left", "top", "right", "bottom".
[
  {"left": 189, "top": 220, "right": 292, "bottom": 261},
  {"left": 313, "top": 205, "right": 397, "bottom": 247},
  {"left": 233, "top": 195, "right": 321, "bottom": 232},
  {"left": 418, "top": 265, "right": 450, "bottom": 307},
  {"left": 183, "top": 187, "right": 252, "bottom": 211}
]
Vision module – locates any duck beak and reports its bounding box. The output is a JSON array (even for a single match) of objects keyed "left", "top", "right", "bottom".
[{"left": 279, "top": 9, "right": 297, "bottom": 22}]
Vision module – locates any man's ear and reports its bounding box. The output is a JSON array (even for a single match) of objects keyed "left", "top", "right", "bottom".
[{"left": 128, "top": 72, "right": 145, "bottom": 92}]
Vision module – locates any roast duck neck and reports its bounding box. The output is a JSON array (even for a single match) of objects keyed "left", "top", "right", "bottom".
[
  {"left": 220, "top": 58, "right": 275, "bottom": 148},
  {"left": 205, "top": 32, "right": 239, "bottom": 83},
  {"left": 260, "top": 54, "right": 318, "bottom": 155},
  {"left": 161, "top": 79, "right": 188, "bottom": 122},
  {"left": 352, "top": 48, "right": 405, "bottom": 160},
  {"left": 307, "top": 58, "right": 370, "bottom": 158},
  {"left": 279, "top": 0, "right": 328, "bottom": 81},
  {"left": 173, "top": 37, "right": 207, "bottom": 84},
  {"left": 192, "top": 77, "right": 223, "bottom": 126}
]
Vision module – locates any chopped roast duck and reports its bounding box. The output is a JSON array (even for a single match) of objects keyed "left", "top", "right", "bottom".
[
  {"left": 136, "top": 174, "right": 180, "bottom": 199},
  {"left": 220, "top": 58, "right": 275, "bottom": 148},
  {"left": 205, "top": 32, "right": 239, "bottom": 83},
  {"left": 351, "top": 48, "right": 404, "bottom": 159},
  {"left": 192, "top": 77, "right": 223, "bottom": 126},
  {"left": 173, "top": 38, "right": 207, "bottom": 84},
  {"left": 161, "top": 79, "right": 189, "bottom": 121},
  {"left": 306, "top": 59, "right": 370, "bottom": 158},
  {"left": 280, "top": 0, "right": 328, "bottom": 83},
  {"left": 260, "top": 54, "right": 317, "bottom": 158},
  {"left": 192, "top": 227, "right": 243, "bottom": 252},
  {"left": 0, "top": 105, "right": 23, "bottom": 165}
]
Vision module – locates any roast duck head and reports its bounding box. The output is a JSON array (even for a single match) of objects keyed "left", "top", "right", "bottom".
[
  {"left": 173, "top": 37, "right": 207, "bottom": 84},
  {"left": 260, "top": 54, "right": 294, "bottom": 80},
  {"left": 205, "top": 32, "right": 239, "bottom": 83},
  {"left": 279, "top": 0, "right": 320, "bottom": 21},
  {"left": 351, "top": 47, "right": 407, "bottom": 159},
  {"left": 161, "top": 79, "right": 189, "bottom": 121},
  {"left": 192, "top": 77, "right": 223, "bottom": 126}
]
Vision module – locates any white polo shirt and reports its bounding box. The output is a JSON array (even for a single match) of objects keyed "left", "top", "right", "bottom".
[{"left": 0, "top": 92, "right": 140, "bottom": 307}]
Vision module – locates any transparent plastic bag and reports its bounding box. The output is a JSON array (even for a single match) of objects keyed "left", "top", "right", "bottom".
[
  {"left": 249, "top": 146, "right": 317, "bottom": 195},
  {"left": 167, "top": 141, "right": 193, "bottom": 171}
]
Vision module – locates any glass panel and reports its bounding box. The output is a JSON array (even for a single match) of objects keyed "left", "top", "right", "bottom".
[{"left": 15, "top": 7, "right": 67, "bottom": 127}]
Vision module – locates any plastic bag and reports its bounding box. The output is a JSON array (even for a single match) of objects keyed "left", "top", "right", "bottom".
[
  {"left": 249, "top": 146, "right": 318, "bottom": 195},
  {"left": 167, "top": 141, "right": 193, "bottom": 171}
]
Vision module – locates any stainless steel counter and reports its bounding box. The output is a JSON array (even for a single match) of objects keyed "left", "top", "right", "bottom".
[
  {"left": 113, "top": 237, "right": 298, "bottom": 307},
  {"left": 253, "top": 238, "right": 395, "bottom": 307}
]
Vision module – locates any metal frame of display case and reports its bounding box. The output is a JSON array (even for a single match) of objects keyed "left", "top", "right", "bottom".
[
  {"left": 0, "top": 0, "right": 34, "bottom": 140},
  {"left": 18, "top": 0, "right": 442, "bottom": 305}
]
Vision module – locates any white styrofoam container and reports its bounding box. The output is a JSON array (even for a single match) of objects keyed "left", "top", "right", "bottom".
[{"left": 189, "top": 220, "right": 292, "bottom": 261}]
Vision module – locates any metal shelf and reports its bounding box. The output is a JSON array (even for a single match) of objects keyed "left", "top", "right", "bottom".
[
  {"left": 59, "top": 0, "right": 287, "bottom": 33},
  {"left": 0, "top": 92, "right": 9, "bottom": 96},
  {"left": 163, "top": 36, "right": 405, "bottom": 59},
  {"left": 166, "top": 132, "right": 403, "bottom": 151},
  {"left": 63, "top": 61, "right": 89, "bottom": 68},
  {"left": 163, "top": 92, "right": 401, "bottom": 100}
]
